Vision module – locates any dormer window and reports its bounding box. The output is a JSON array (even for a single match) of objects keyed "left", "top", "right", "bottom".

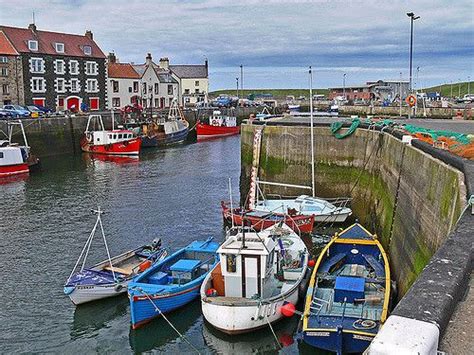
[
  {"left": 55, "top": 43, "right": 64, "bottom": 53},
  {"left": 83, "top": 45, "right": 92, "bottom": 55},
  {"left": 28, "top": 40, "right": 38, "bottom": 51}
]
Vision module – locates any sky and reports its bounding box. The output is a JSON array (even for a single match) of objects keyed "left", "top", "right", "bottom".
[{"left": 0, "top": 0, "right": 473, "bottom": 90}]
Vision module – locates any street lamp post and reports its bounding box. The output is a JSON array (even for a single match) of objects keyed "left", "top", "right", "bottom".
[
  {"left": 407, "top": 12, "right": 420, "bottom": 119},
  {"left": 240, "top": 65, "right": 243, "bottom": 92},
  {"left": 343, "top": 73, "right": 346, "bottom": 101},
  {"left": 458, "top": 79, "right": 461, "bottom": 98},
  {"left": 399, "top": 72, "right": 402, "bottom": 117},
  {"left": 236, "top": 77, "right": 239, "bottom": 100}
]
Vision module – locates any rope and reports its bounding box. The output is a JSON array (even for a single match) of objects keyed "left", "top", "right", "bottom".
[
  {"left": 266, "top": 316, "right": 282, "bottom": 349},
  {"left": 134, "top": 287, "right": 201, "bottom": 355}
]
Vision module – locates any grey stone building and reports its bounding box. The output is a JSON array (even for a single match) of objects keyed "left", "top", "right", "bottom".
[
  {"left": 0, "top": 30, "right": 24, "bottom": 105},
  {"left": 0, "top": 24, "right": 107, "bottom": 111}
]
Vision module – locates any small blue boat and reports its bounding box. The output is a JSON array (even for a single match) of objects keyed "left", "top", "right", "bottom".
[
  {"left": 301, "top": 223, "right": 391, "bottom": 354},
  {"left": 128, "top": 238, "right": 219, "bottom": 329}
]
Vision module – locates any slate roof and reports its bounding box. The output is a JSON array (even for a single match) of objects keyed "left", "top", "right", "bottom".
[
  {"left": 169, "top": 64, "right": 208, "bottom": 79},
  {"left": 0, "top": 31, "right": 18, "bottom": 55},
  {"left": 0, "top": 25, "right": 105, "bottom": 58},
  {"left": 108, "top": 63, "right": 140, "bottom": 79}
]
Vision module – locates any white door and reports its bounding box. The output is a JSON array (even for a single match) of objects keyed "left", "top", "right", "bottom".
[{"left": 244, "top": 257, "right": 259, "bottom": 298}]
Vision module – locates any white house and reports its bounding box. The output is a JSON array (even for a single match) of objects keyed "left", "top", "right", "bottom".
[
  {"left": 133, "top": 53, "right": 179, "bottom": 109},
  {"left": 169, "top": 59, "right": 209, "bottom": 106},
  {"left": 107, "top": 53, "right": 141, "bottom": 109}
]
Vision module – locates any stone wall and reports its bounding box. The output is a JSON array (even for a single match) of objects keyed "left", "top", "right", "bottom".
[{"left": 240, "top": 123, "right": 466, "bottom": 295}]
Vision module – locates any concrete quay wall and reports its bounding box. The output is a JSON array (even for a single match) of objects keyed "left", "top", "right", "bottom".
[{"left": 241, "top": 122, "right": 473, "bottom": 346}]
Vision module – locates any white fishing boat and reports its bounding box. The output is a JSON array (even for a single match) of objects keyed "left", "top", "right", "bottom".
[
  {"left": 201, "top": 223, "right": 309, "bottom": 334},
  {"left": 64, "top": 207, "right": 167, "bottom": 305}
]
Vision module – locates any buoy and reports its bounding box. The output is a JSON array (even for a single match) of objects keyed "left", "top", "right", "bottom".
[
  {"left": 138, "top": 260, "right": 152, "bottom": 272},
  {"left": 280, "top": 302, "right": 296, "bottom": 317},
  {"left": 278, "top": 333, "right": 294, "bottom": 347},
  {"left": 206, "top": 288, "right": 218, "bottom": 297},
  {"left": 307, "top": 259, "right": 316, "bottom": 268}
]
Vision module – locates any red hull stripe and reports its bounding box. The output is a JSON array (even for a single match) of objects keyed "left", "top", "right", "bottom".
[
  {"left": 81, "top": 138, "right": 141, "bottom": 155},
  {"left": 0, "top": 163, "right": 29, "bottom": 177},
  {"left": 196, "top": 123, "right": 240, "bottom": 137}
]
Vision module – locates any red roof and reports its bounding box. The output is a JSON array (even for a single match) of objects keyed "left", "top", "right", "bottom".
[
  {"left": 0, "top": 31, "right": 18, "bottom": 55},
  {"left": 108, "top": 63, "right": 140, "bottom": 79},
  {"left": 0, "top": 25, "right": 105, "bottom": 58}
]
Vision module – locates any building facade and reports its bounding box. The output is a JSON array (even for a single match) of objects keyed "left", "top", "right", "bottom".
[
  {"left": 329, "top": 79, "right": 410, "bottom": 103},
  {"left": 0, "top": 31, "right": 24, "bottom": 105},
  {"left": 0, "top": 24, "right": 107, "bottom": 111},
  {"left": 107, "top": 53, "right": 141, "bottom": 109},
  {"left": 169, "top": 59, "right": 209, "bottom": 106}
]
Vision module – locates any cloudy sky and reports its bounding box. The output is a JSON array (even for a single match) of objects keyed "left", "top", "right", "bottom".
[{"left": 1, "top": 0, "right": 473, "bottom": 90}]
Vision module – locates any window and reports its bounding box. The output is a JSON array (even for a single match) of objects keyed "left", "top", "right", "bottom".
[
  {"left": 112, "top": 98, "right": 121, "bottom": 107},
  {"left": 118, "top": 134, "right": 123, "bottom": 139},
  {"left": 83, "top": 45, "right": 92, "bottom": 55},
  {"left": 154, "top": 98, "right": 159, "bottom": 107},
  {"left": 54, "top": 60, "right": 65, "bottom": 74},
  {"left": 142, "top": 83, "right": 147, "bottom": 94},
  {"left": 133, "top": 81, "right": 139, "bottom": 93},
  {"left": 154, "top": 83, "right": 159, "bottom": 94},
  {"left": 195, "top": 80, "right": 199, "bottom": 86},
  {"left": 184, "top": 89, "right": 190, "bottom": 95},
  {"left": 28, "top": 40, "right": 38, "bottom": 51},
  {"left": 2, "top": 84, "right": 8, "bottom": 95},
  {"left": 112, "top": 80, "right": 119, "bottom": 93},
  {"left": 55, "top": 78, "right": 66, "bottom": 93},
  {"left": 167, "top": 85, "right": 173, "bottom": 95},
  {"left": 85, "top": 61, "right": 98, "bottom": 75},
  {"left": 0, "top": 68, "right": 7, "bottom": 76},
  {"left": 128, "top": 87, "right": 132, "bottom": 93},
  {"left": 30, "top": 58, "right": 45, "bottom": 73},
  {"left": 226, "top": 254, "right": 237, "bottom": 273},
  {"left": 31, "top": 77, "right": 46, "bottom": 93},
  {"left": 0, "top": 57, "right": 7, "bottom": 63},
  {"left": 86, "top": 79, "right": 98, "bottom": 93},
  {"left": 195, "top": 89, "right": 200, "bottom": 94},
  {"left": 55, "top": 42, "right": 64, "bottom": 53},
  {"left": 69, "top": 78, "right": 80, "bottom": 92},
  {"left": 0, "top": 152, "right": 3, "bottom": 158},
  {"left": 69, "top": 60, "right": 79, "bottom": 75}
]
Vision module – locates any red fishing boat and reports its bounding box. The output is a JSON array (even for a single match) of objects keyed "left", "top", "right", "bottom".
[
  {"left": 80, "top": 114, "right": 141, "bottom": 155},
  {"left": 197, "top": 110, "right": 240, "bottom": 140},
  {"left": 0, "top": 120, "right": 38, "bottom": 177},
  {"left": 221, "top": 201, "right": 314, "bottom": 234}
]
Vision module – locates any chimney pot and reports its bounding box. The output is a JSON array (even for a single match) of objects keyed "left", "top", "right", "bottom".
[
  {"left": 85, "top": 30, "right": 93, "bottom": 40},
  {"left": 28, "top": 23, "right": 37, "bottom": 32},
  {"left": 108, "top": 52, "right": 116, "bottom": 63},
  {"left": 146, "top": 53, "right": 152, "bottom": 65}
]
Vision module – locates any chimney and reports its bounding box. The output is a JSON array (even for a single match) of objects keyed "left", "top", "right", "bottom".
[
  {"left": 146, "top": 53, "right": 153, "bottom": 66},
  {"left": 108, "top": 52, "right": 116, "bottom": 63},
  {"left": 85, "top": 30, "right": 93, "bottom": 40},
  {"left": 205, "top": 59, "right": 208, "bottom": 76},
  {"left": 28, "top": 23, "right": 37, "bottom": 32},
  {"left": 159, "top": 57, "right": 169, "bottom": 70}
]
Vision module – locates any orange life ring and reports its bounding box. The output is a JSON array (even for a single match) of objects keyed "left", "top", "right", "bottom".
[{"left": 406, "top": 95, "right": 417, "bottom": 107}]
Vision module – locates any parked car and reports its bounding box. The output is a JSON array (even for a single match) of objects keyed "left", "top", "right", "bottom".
[
  {"left": 34, "top": 105, "right": 53, "bottom": 115},
  {"left": 3, "top": 105, "right": 30, "bottom": 118},
  {"left": 27, "top": 105, "right": 44, "bottom": 117},
  {"left": 0, "top": 108, "right": 13, "bottom": 119}
]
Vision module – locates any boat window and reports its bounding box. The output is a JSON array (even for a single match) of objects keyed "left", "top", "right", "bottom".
[
  {"left": 108, "top": 134, "right": 112, "bottom": 139},
  {"left": 113, "top": 134, "right": 117, "bottom": 139},
  {"left": 0, "top": 152, "right": 3, "bottom": 158},
  {"left": 97, "top": 138, "right": 100, "bottom": 142},
  {"left": 118, "top": 134, "right": 122, "bottom": 139},
  {"left": 226, "top": 254, "right": 237, "bottom": 273}
]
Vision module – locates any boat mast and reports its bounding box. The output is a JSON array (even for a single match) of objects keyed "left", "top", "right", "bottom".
[
  {"left": 111, "top": 110, "right": 115, "bottom": 131},
  {"left": 309, "top": 66, "right": 315, "bottom": 197},
  {"left": 229, "top": 177, "right": 235, "bottom": 228}
]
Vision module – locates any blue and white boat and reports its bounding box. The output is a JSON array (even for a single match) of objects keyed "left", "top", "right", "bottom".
[
  {"left": 301, "top": 223, "right": 391, "bottom": 354},
  {"left": 128, "top": 238, "right": 219, "bottom": 329},
  {"left": 64, "top": 208, "right": 167, "bottom": 305}
]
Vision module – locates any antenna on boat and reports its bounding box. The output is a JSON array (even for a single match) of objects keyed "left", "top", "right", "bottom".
[
  {"left": 309, "top": 66, "right": 315, "bottom": 197},
  {"left": 94, "top": 206, "right": 117, "bottom": 282},
  {"left": 111, "top": 109, "right": 115, "bottom": 131},
  {"left": 229, "top": 178, "right": 235, "bottom": 228}
]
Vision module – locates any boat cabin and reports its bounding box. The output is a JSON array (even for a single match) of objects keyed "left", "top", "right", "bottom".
[
  {"left": 0, "top": 143, "right": 27, "bottom": 165},
  {"left": 209, "top": 111, "right": 236, "bottom": 127},
  {"left": 217, "top": 232, "right": 276, "bottom": 299},
  {"left": 89, "top": 130, "right": 135, "bottom": 146}
]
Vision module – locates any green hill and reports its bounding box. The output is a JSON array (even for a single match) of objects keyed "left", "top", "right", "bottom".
[
  {"left": 422, "top": 81, "right": 473, "bottom": 98},
  {"left": 209, "top": 88, "right": 329, "bottom": 99}
]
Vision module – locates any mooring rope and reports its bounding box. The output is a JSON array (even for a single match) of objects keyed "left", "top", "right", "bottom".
[
  {"left": 133, "top": 287, "right": 201, "bottom": 355},
  {"left": 266, "top": 316, "right": 282, "bottom": 350}
]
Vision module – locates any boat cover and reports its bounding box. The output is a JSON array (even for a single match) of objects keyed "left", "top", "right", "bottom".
[
  {"left": 339, "top": 224, "right": 373, "bottom": 240},
  {"left": 65, "top": 269, "right": 122, "bottom": 286}
]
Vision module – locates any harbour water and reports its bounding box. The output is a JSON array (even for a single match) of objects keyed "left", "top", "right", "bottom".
[{"left": 0, "top": 136, "right": 321, "bottom": 354}]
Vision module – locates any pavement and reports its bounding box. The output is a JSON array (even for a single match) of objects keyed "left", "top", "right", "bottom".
[
  {"left": 272, "top": 114, "right": 474, "bottom": 134},
  {"left": 439, "top": 273, "right": 474, "bottom": 354}
]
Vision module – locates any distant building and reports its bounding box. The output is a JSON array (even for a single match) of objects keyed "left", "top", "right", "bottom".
[
  {"left": 0, "top": 30, "right": 23, "bottom": 105},
  {"left": 0, "top": 24, "right": 107, "bottom": 111},
  {"left": 169, "top": 60, "right": 209, "bottom": 106},
  {"left": 329, "top": 79, "right": 409, "bottom": 102},
  {"left": 107, "top": 52, "right": 141, "bottom": 109},
  {"left": 133, "top": 53, "right": 179, "bottom": 109}
]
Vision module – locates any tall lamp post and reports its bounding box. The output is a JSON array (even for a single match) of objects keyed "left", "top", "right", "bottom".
[
  {"left": 407, "top": 12, "right": 420, "bottom": 119},
  {"left": 343, "top": 73, "right": 347, "bottom": 101},
  {"left": 236, "top": 77, "right": 239, "bottom": 100},
  {"left": 240, "top": 65, "right": 244, "bottom": 92}
]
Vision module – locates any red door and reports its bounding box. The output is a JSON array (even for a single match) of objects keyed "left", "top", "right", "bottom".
[
  {"left": 67, "top": 97, "right": 80, "bottom": 112},
  {"left": 160, "top": 97, "right": 165, "bottom": 108},
  {"left": 58, "top": 97, "right": 65, "bottom": 109},
  {"left": 33, "top": 98, "right": 45, "bottom": 106},
  {"left": 90, "top": 98, "right": 99, "bottom": 111}
]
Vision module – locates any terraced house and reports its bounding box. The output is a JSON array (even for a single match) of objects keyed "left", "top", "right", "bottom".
[
  {"left": 0, "top": 30, "right": 23, "bottom": 105},
  {"left": 0, "top": 23, "right": 107, "bottom": 111}
]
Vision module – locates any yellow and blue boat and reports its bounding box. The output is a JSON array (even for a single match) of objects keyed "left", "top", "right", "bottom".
[{"left": 302, "top": 223, "right": 391, "bottom": 354}]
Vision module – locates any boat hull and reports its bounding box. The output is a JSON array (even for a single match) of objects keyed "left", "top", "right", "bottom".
[
  {"left": 302, "top": 328, "right": 375, "bottom": 354},
  {"left": 64, "top": 281, "right": 129, "bottom": 305},
  {"left": 0, "top": 163, "right": 29, "bottom": 177},
  {"left": 201, "top": 285, "right": 300, "bottom": 334},
  {"left": 141, "top": 127, "right": 188, "bottom": 147},
  {"left": 196, "top": 123, "right": 240, "bottom": 140},
  {"left": 80, "top": 136, "right": 141, "bottom": 155}
]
